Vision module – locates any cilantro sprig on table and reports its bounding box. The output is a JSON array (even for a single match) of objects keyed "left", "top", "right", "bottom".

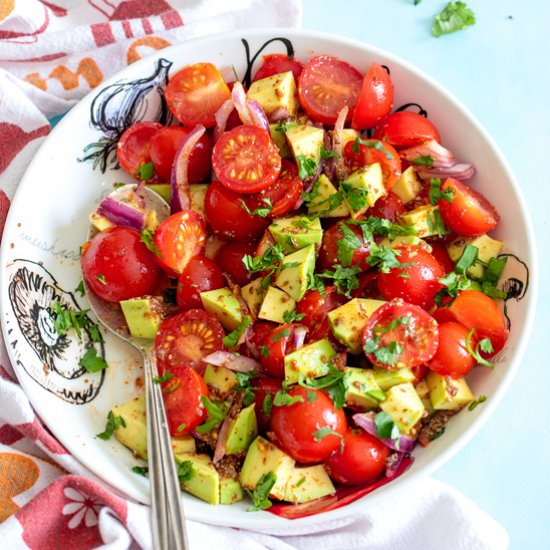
[{"left": 432, "top": 1, "right": 476, "bottom": 38}]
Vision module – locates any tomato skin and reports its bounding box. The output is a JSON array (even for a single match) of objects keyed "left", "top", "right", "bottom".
[
  {"left": 212, "top": 125, "right": 281, "bottom": 194},
  {"left": 270, "top": 387, "right": 348, "bottom": 464},
  {"left": 81, "top": 226, "right": 161, "bottom": 303},
  {"left": 324, "top": 429, "right": 390, "bottom": 486},
  {"left": 318, "top": 220, "right": 373, "bottom": 272},
  {"left": 343, "top": 139, "right": 401, "bottom": 189},
  {"left": 433, "top": 290, "right": 508, "bottom": 355},
  {"left": 253, "top": 376, "right": 283, "bottom": 434},
  {"left": 205, "top": 182, "right": 269, "bottom": 240},
  {"left": 351, "top": 62, "right": 393, "bottom": 130},
  {"left": 428, "top": 321, "right": 477, "bottom": 379},
  {"left": 116, "top": 121, "right": 162, "bottom": 179},
  {"left": 260, "top": 323, "right": 299, "bottom": 379},
  {"left": 165, "top": 62, "right": 231, "bottom": 128},
  {"left": 148, "top": 125, "right": 212, "bottom": 183},
  {"left": 155, "top": 309, "right": 225, "bottom": 373},
  {"left": 242, "top": 320, "right": 278, "bottom": 359},
  {"left": 176, "top": 255, "right": 224, "bottom": 310},
  {"left": 363, "top": 299, "right": 439, "bottom": 369},
  {"left": 377, "top": 244, "right": 444, "bottom": 310},
  {"left": 153, "top": 210, "right": 206, "bottom": 275},
  {"left": 365, "top": 192, "right": 405, "bottom": 222},
  {"left": 438, "top": 178, "right": 500, "bottom": 237},
  {"left": 373, "top": 111, "right": 441, "bottom": 149},
  {"left": 428, "top": 241, "right": 456, "bottom": 275},
  {"left": 298, "top": 55, "right": 363, "bottom": 125},
  {"left": 214, "top": 240, "right": 257, "bottom": 286},
  {"left": 162, "top": 365, "right": 209, "bottom": 435},
  {"left": 248, "top": 159, "right": 303, "bottom": 218},
  {"left": 253, "top": 53, "right": 304, "bottom": 82}
]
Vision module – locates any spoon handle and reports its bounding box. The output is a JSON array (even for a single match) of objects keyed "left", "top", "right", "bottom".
[{"left": 144, "top": 347, "right": 189, "bottom": 550}]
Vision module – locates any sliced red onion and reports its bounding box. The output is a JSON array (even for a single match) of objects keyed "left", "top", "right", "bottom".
[
  {"left": 292, "top": 326, "right": 308, "bottom": 350},
  {"left": 270, "top": 107, "right": 291, "bottom": 122},
  {"left": 96, "top": 195, "right": 146, "bottom": 231},
  {"left": 130, "top": 181, "right": 146, "bottom": 209},
  {"left": 213, "top": 98, "right": 235, "bottom": 143},
  {"left": 322, "top": 130, "right": 335, "bottom": 181},
  {"left": 231, "top": 81, "right": 254, "bottom": 126},
  {"left": 247, "top": 99, "right": 270, "bottom": 132},
  {"left": 170, "top": 124, "right": 206, "bottom": 213},
  {"left": 385, "top": 451, "right": 405, "bottom": 478},
  {"left": 202, "top": 351, "right": 260, "bottom": 373},
  {"left": 352, "top": 412, "right": 417, "bottom": 454},
  {"left": 399, "top": 139, "right": 456, "bottom": 168},
  {"left": 213, "top": 392, "right": 245, "bottom": 464},
  {"left": 418, "top": 162, "right": 476, "bottom": 181},
  {"left": 333, "top": 106, "right": 348, "bottom": 182}
]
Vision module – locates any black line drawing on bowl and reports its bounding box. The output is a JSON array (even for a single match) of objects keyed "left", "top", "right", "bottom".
[
  {"left": 5, "top": 259, "right": 105, "bottom": 404},
  {"left": 80, "top": 57, "right": 173, "bottom": 173},
  {"left": 499, "top": 253, "right": 530, "bottom": 330},
  {"left": 394, "top": 102, "right": 429, "bottom": 118}
]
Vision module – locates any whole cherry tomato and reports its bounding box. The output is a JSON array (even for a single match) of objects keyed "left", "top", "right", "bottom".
[{"left": 176, "top": 255, "right": 224, "bottom": 310}]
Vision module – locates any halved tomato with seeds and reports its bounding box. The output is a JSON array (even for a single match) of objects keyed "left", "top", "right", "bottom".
[
  {"left": 153, "top": 210, "right": 206, "bottom": 274},
  {"left": 212, "top": 125, "right": 281, "bottom": 193},
  {"left": 116, "top": 121, "right": 162, "bottom": 179},
  {"left": 155, "top": 309, "right": 225, "bottom": 374}
]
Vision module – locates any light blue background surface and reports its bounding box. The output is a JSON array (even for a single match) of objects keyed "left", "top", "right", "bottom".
[{"left": 301, "top": 1, "right": 548, "bottom": 547}]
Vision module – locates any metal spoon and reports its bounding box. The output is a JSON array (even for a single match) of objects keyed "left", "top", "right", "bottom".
[{"left": 85, "top": 185, "right": 189, "bottom": 550}]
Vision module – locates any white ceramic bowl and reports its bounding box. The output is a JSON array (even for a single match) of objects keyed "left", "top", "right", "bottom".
[{"left": 0, "top": 28, "right": 537, "bottom": 529}]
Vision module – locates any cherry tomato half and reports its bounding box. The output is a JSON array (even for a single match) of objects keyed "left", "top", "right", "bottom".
[
  {"left": 116, "top": 121, "right": 162, "bottom": 179},
  {"left": 343, "top": 139, "right": 401, "bottom": 189},
  {"left": 165, "top": 62, "right": 231, "bottom": 128},
  {"left": 253, "top": 376, "right": 282, "bottom": 434},
  {"left": 260, "top": 323, "right": 301, "bottom": 379},
  {"left": 438, "top": 178, "right": 500, "bottom": 237},
  {"left": 362, "top": 299, "right": 439, "bottom": 369},
  {"left": 162, "top": 365, "right": 208, "bottom": 435},
  {"left": 373, "top": 111, "right": 441, "bottom": 149},
  {"left": 377, "top": 244, "right": 444, "bottom": 310},
  {"left": 214, "top": 240, "right": 258, "bottom": 286},
  {"left": 176, "top": 255, "right": 225, "bottom": 311},
  {"left": 324, "top": 429, "right": 390, "bottom": 486},
  {"left": 365, "top": 192, "right": 405, "bottom": 222},
  {"left": 298, "top": 55, "right": 363, "bottom": 125},
  {"left": 253, "top": 53, "right": 304, "bottom": 82},
  {"left": 433, "top": 289, "right": 508, "bottom": 355},
  {"left": 270, "top": 386, "right": 348, "bottom": 464},
  {"left": 205, "top": 182, "right": 269, "bottom": 240},
  {"left": 212, "top": 125, "right": 281, "bottom": 194},
  {"left": 351, "top": 62, "right": 393, "bottom": 130},
  {"left": 428, "top": 241, "right": 456, "bottom": 275},
  {"left": 81, "top": 226, "right": 161, "bottom": 303},
  {"left": 155, "top": 309, "right": 225, "bottom": 373},
  {"left": 427, "top": 321, "right": 477, "bottom": 379},
  {"left": 153, "top": 210, "right": 206, "bottom": 274},
  {"left": 148, "top": 125, "right": 212, "bottom": 183}
]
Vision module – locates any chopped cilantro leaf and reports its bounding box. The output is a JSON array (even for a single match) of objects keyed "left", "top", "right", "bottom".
[
  {"left": 341, "top": 182, "right": 369, "bottom": 212},
  {"left": 240, "top": 198, "right": 273, "bottom": 218},
  {"left": 364, "top": 337, "right": 404, "bottom": 367},
  {"left": 79, "top": 348, "right": 109, "bottom": 372},
  {"left": 132, "top": 466, "right": 149, "bottom": 476},
  {"left": 177, "top": 422, "right": 187, "bottom": 433},
  {"left": 140, "top": 229, "right": 162, "bottom": 257},
  {"left": 465, "top": 329, "right": 494, "bottom": 369},
  {"left": 301, "top": 178, "right": 321, "bottom": 204},
  {"left": 195, "top": 396, "right": 226, "bottom": 433},
  {"left": 136, "top": 161, "right": 154, "bottom": 180},
  {"left": 429, "top": 178, "right": 454, "bottom": 205},
  {"left": 270, "top": 328, "right": 290, "bottom": 343},
  {"left": 468, "top": 395, "right": 488, "bottom": 411},
  {"left": 320, "top": 145, "right": 339, "bottom": 160},
  {"left": 282, "top": 309, "right": 305, "bottom": 323},
  {"left": 223, "top": 316, "right": 252, "bottom": 348},
  {"left": 317, "top": 264, "right": 361, "bottom": 298},
  {"left": 273, "top": 390, "right": 304, "bottom": 406},
  {"left": 243, "top": 243, "right": 285, "bottom": 274},
  {"left": 432, "top": 1, "right": 476, "bottom": 38},
  {"left": 352, "top": 138, "right": 394, "bottom": 159},
  {"left": 374, "top": 411, "right": 400, "bottom": 442},
  {"left": 262, "top": 393, "right": 273, "bottom": 418},
  {"left": 247, "top": 471, "right": 277, "bottom": 512},
  {"left": 313, "top": 426, "right": 345, "bottom": 453},
  {"left": 153, "top": 372, "right": 174, "bottom": 384},
  {"left": 96, "top": 274, "right": 106, "bottom": 285},
  {"left": 299, "top": 362, "right": 346, "bottom": 409},
  {"left": 296, "top": 155, "right": 318, "bottom": 180},
  {"left": 75, "top": 280, "right": 85, "bottom": 296},
  {"left": 96, "top": 411, "right": 125, "bottom": 440},
  {"left": 176, "top": 460, "right": 194, "bottom": 482},
  {"left": 260, "top": 345, "right": 270, "bottom": 358},
  {"left": 49, "top": 301, "right": 103, "bottom": 342},
  {"left": 337, "top": 222, "right": 363, "bottom": 267},
  {"left": 427, "top": 208, "right": 450, "bottom": 238},
  {"left": 411, "top": 155, "right": 434, "bottom": 166},
  {"left": 481, "top": 256, "right": 508, "bottom": 285},
  {"left": 275, "top": 121, "right": 288, "bottom": 133},
  {"left": 306, "top": 390, "right": 318, "bottom": 403},
  {"left": 235, "top": 371, "right": 257, "bottom": 406},
  {"left": 455, "top": 244, "right": 479, "bottom": 273}
]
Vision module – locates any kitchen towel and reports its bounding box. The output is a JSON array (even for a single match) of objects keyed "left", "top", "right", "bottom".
[{"left": 0, "top": 1, "right": 508, "bottom": 549}]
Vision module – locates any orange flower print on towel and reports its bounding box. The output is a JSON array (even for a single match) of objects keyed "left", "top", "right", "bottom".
[
  {"left": 0, "top": 453, "right": 39, "bottom": 522},
  {"left": 127, "top": 35, "right": 171, "bottom": 64},
  {"left": 0, "top": 0, "right": 15, "bottom": 22},
  {"left": 24, "top": 58, "right": 103, "bottom": 91}
]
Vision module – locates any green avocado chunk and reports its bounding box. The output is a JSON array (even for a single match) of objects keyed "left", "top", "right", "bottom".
[
  {"left": 284, "top": 338, "right": 336, "bottom": 385},
  {"left": 225, "top": 403, "right": 258, "bottom": 455},
  {"left": 283, "top": 464, "right": 335, "bottom": 503},
  {"left": 371, "top": 367, "right": 416, "bottom": 391},
  {"left": 307, "top": 174, "right": 350, "bottom": 218},
  {"left": 341, "top": 163, "right": 386, "bottom": 218},
  {"left": 200, "top": 287, "right": 243, "bottom": 331},
  {"left": 285, "top": 124, "right": 324, "bottom": 168},
  {"left": 379, "top": 382, "right": 426, "bottom": 435},
  {"left": 274, "top": 244, "right": 316, "bottom": 301},
  {"left": 426, "top": 371, "right": 474, "bottom": 411},
  {"left": 203, "top": 364, "right": 238, "bottom": 394},
  {"left": 175, "top": 453, "right": 220, "bottom": 505},
  {"left": 220, "top": 477, "right": 244, "bottom": 504},
  {"left": 120, "top": 296, "right": 164, "bottom": 340},
  {"left": 269, "top": 216, "right": 323, "bottom": 253},
  {"left": 258, "top": 286, "right": 295, "bottom": 324},
  {"left": 343, "top": 367, "right": 385, "bottom": 411}
]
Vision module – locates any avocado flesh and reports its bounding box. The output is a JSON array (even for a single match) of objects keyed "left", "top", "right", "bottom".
[
  {"left": 342, "top": 163, "right": 386, "bottom": 218},
  {"left": 343, "top": 367, "right": 385, "bottom": 411},
  {"left": 189, "top": 183, "right": 209, "bottom": 219},
  {"left": 399, "top": 204, "right": 442, "bottom": 238},
  {"left": 175, "top": 453, "right": 220, "bottom": 505},
  {"left": 269, "top": 216, "right": 323, "bottom": 253},
  {"left": 285, "top": 124, "right": 324, "bottom": 167},
  {"left": 246, "top": 71, "right": 299, "bottom": 120},
  {"left": 241, "top": 278, "right": 267, "bottom": 319},
  {"left": 372, "top": 367, "right": 415, "bottom": 391},
  {"left": 203, "top": 364, "right": 238, "bottom": 393},
  {"left": 391, "top": 166, "right": 422, "bottom": 205},
  {"left": 225, "top": 403, "right": 258, "bottom": 455},
  {"left": 426, "top": 371, "right": 474, "bottom": 410},
  {"left": 120, "top": 296, "right": 164, "bottom": 340},
  {"left": 200, "top": 287, "right": 243, "bottom": 331},
  {"left": 284, "top": 338, "right": 336, "bottom": 385},
  {"left": 379, "top": 382, "right": 426, "bottom": 435},
  {"left": 220, "top": 477, "right": 244, "bottom": 504},
  {"left": 447, "top": 234, "right": 504, "bottom": 279},
  {"left": 269, "top": 122, "right": 297, "bottom": 158},
  {"left": 258, "top": 286, "right": 296, "bottom": 324},
  {"left": 274, "top": 244, "right": 316, "bottom": 301},
  {"left": 146, "top": 183, "right": 171, "bottom": 204},
  {"left": 307, "top": 174, "right": 350, "bottom": 218},
  {"left": 283, "top": 464, "right": 335, "bottom": 503}
]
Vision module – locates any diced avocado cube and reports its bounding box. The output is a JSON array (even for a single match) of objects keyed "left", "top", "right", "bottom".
[
  {"left": 120, "top": 296, "right": 164, "bottom": 340},
  {"left": 175, "top": 453, "right": 220, "bottom": 505},
  {"left": 415, "top": 380, "right": 433, "bottom": 413},
  {"left": 341, "top": 163, "right": 386, "bottom": 218},
  {"left": 284, "top": 338, "right": 336, "bottom": 385},
  {"left": 203, "top": 364, "right": 238, "bottom": 393},
  {"left": 391, "top": 166, "right": 422, "bottom": 204},
  {"left": 258, "top": 286, "right": 296, "bottom": 324},
  {"left": 399, "top": 204, "right": 442, "bottom": 238},
  {"left": 269, "top": 216, "right": 323, "bottom": 253},
  {"left": 225, "top": 403, "right": 258, "bottom": 455},
  {"left": 285, "top": 124, "right": 324, "bottom": 167},
  {"left": 111, "top": 395, "right": 196, "bottom": 460},
  {"left": 307, "top": 174, "right": 350, "bottom": 218},
  {"left": 146, "top": 183, "right": 171, "bottom": 204},
  {"left": 240, "top": 436, "right": 295, "bottom": 500},
  {"left": 89, "top": 211, "right": 114, "bottom": 232},
  {"left": 343, "top": 367, "right": 385, "bottom": 411},
  {"left": 189, "top": 183, "right": 209, "bottom": 219},
  {"left": 426, "top": 371, "right": 474, "bottom": 411},
  {"left": 380, "top": 382, "right": 426, "bottom": 435},
  {"left": 241, "top": 278, "right": 267, "bottom": 319},
  {"left": 372, "top": 367, "right": 415, "bottom": 391},
  {"left": 274, "top": 244, "right": 316, "bottom": 301},
  {"left": 269, "top": 121, "right": 298, "bottom": 158},
  {"left": 220, "top": 477, "right": 244, "bottom": 504},
  {"left": 447, "top": 234, "right": 504, "bottom": 279},
  {"left": 200, "top": 288, "right": 243, "bottom": 331},
  {"left": 246, "top": 71, "right": 299, "bottom": 120},
  {"left": 283, "top": 465, "right": 335, "bottom": 503},
  {"left": 328, "top": 298, "right": 385, "bottom": 354}
]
